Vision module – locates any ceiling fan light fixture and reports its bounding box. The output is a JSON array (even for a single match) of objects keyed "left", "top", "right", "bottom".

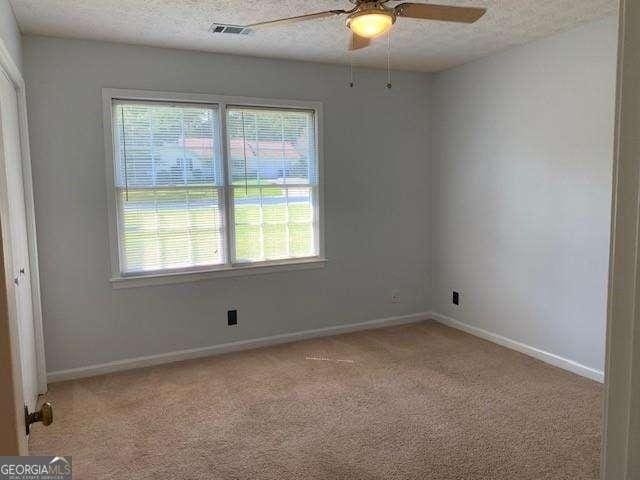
[{"left": 347, "top": 10, "right": 395, "bottom": 39}]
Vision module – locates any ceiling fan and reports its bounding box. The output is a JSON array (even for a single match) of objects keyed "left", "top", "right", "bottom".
[{"left": 244, "top": 1, "right": 487, "bottom": 50}]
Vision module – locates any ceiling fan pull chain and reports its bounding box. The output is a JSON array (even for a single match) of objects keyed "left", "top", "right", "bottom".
[
  {"left": 349, "top": 38, "right": 356, "bottom": 88},
  {"left": 386, "top": 30, "right": 392, "bottom": 89}
]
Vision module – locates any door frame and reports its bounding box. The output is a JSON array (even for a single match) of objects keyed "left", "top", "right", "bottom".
[
  {"left": 601, "top": 1, "right": 640, "bottom": 477},
  {"left": 0, "top": 40, "right": 47, "bottom": 396}
]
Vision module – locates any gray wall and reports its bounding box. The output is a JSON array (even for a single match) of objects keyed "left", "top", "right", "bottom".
[
  {"left": 22, "top": 36, "right": 432, "bottom": 373},
  {"left": 430, "top": 16, "right": 618, "bottom": 372},
  {"left": 0, "top": 0, "right": 21, "bottom": 72}
]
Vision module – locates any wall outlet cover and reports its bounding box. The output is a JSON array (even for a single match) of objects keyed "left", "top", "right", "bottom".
[
  {"left": 391, "top": 290, "right": 401, "bottom": 303},
  {"left": 452, "top": 290, "right": 461, "bottom": 306}
]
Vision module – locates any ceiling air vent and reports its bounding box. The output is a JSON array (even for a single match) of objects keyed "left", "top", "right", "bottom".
[{"left": 209, "top": 24, "right": 251, "bottom": 35}]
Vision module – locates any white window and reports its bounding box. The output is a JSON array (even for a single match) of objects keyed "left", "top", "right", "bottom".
[{"left": 104, "top": 90, "right": 324, "bottom": 285}]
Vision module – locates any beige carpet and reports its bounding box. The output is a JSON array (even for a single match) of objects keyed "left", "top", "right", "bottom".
[{"left": 29, "top": 321, "right": 602, "bottom": 479}]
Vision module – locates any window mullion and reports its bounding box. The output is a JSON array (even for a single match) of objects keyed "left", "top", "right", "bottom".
[
  {"left": 313, "top": 185, "right": 320, "bottom": 257},
  {"left": 285, "top": 186, "right": 291, "bottom": 258},
  {"left": 219, "top": 102, "right": 235, "bottom": 266},
  {"left": 259, "top": 186, "right": 265, "bottom": 261}
]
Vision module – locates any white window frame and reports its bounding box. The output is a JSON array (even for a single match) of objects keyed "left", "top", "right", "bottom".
[{"left": 102, "top": 88, "right": 326, "bottom": 288}]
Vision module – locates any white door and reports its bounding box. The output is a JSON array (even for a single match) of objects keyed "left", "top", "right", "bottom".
[{"left": 0, "top": 67, "right": 39, "bottom": 412}]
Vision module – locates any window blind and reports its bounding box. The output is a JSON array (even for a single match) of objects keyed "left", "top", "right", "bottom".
[
  {"left": 113, "top": 101, "right": 225, "bottom": 274},
  {"left": 226, "top": 107, "right": 318, "bottom": 263}
]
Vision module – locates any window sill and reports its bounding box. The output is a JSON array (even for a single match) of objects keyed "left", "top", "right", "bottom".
[{"left": 110, "top": 257, "right": 327, "bottom": 289}]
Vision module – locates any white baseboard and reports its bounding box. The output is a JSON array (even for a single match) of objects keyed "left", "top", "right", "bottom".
[
  {"left": 430, "top": 311, "right": 604, "bottom": 383},
  {"left": 47, "top": 312, "right": 431, "bottom": 383}
]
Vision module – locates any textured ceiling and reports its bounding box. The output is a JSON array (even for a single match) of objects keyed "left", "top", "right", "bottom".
[{"left": 10, "top": 0, "right": 617, "bottom": 72}]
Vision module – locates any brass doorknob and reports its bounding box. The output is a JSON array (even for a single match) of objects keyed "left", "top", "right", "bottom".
[
  {"left": 40, "top": 402, "right": 53, "bottom": 426},
  {"left": 25, "top": 401, "right": 54, "bottom": 435}
]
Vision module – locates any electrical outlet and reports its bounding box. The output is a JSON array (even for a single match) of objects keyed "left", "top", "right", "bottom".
[
  {"left": 227, "top": 309, "right": 238, "bottom": 326},
  {"left": 391, "top": 290, "right": 401, "bottom": 304},
  {"left": 452, "top": 290, "right": 461, "bottom": 306}
]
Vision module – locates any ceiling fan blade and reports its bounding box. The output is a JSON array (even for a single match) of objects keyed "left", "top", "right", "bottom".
[
  {"left": 349, "top": 33, "right": 371, "bottom": 51},
  {"left": 395, "top": 3, "right": 486, "bottom": 23},
  {"left": 246, "top": 9, "right": 347, "bottom": 29}
]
